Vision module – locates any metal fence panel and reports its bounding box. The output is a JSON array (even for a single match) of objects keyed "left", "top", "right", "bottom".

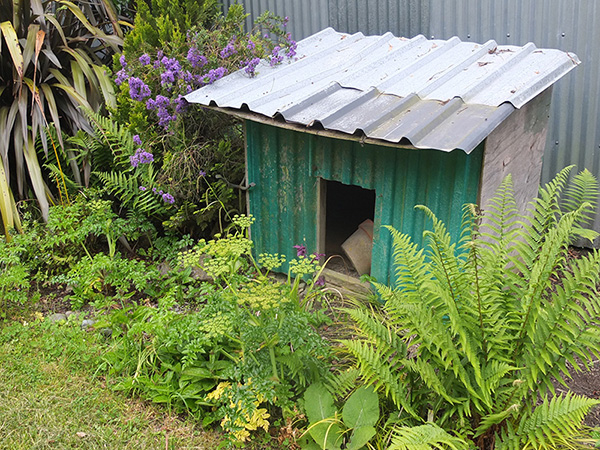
[
  {"left": 425, "top": 0, "right": 600, "bottom": 244},
  {"left": 220, "top": 0, "right": 329, "bottom": 39},
  {"left": 222, "top": 0, "right": 600, "bottom": 243}
]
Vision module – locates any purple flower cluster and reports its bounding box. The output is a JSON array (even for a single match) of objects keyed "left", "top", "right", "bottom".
[
  {"left": 119, "top": 55, "right": 127, "bottom": 68},
  {"left": 174, "top": 95, "right": 187, "bottom": 114},
  {"left": 151, "top": 187, "right": 175, "bottom": 204},
  {"left": 129, "top": 77, "right": 151, "bottom": 101},
  {"left": 293, "top": 244, "right": 307, "bottom": 257},
  {"left": 146, "top": 95, "right": 176, "bottom": 128},
  {"left": 203, "top": 67, "right": 227, "bottom": 85},
  {"left": 293, "top": 244, "right": 325, "bottom": 262},
  {"left": 138, "top": 186, "right": 176, "bottom": 204},
  {"left": 159, "top": 56, "right": 182, "bottom": 87},
  {"left": 243, "top": 57, "right": 261, "bottom": 76},
  {"left": 133, "top": 134, "right": 142, "bottom": 146},
  {"left": 220, "top": 40, "right": 237, "bottom": 58},
  {"left": 247, "top": 40, "right": 256, "bottom": 50},
  {"left": 115, "top": 68, "right": 129, "bottom": 86},
  {"left": 269, "top": 46, "right": 284, "bottom": 67},
  {"left": 139, "top": 53, "right": 151, "bottom": 66},
  {"left": 187, "top": 46, "right": 207, "bottom": 69},
  {"left": 130, "top": 147, "right": 154, "bottom": 167},
  {"left": 153, "top": 50, "right": 164, "bottom": 69},
  {"left": 285, "top": 33, "right": 298, "bottom": 58}
]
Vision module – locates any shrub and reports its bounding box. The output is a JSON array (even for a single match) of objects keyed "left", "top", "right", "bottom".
[
  {"left": 341, "top": 167, "right": 600, "bottom": 449},
  {"left": 100, "top": 215, "right": 332, "bottom": 444},
  {"left": 109, "top": 4, "right": 297, "bottom": 236}
]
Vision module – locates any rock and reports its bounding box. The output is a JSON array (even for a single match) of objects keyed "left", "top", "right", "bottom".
[
  {"left": 158, "top": 258, "right": 212, "bottom": 282},
  {"left": 81, "top": 319, "right": 96, "bottom": 330},
  {"left": 48, "top": 313, "right": 67, "bottom": 324},
  {"left": 191, "top": 265, "right": 211, "bottom": 281},
  {"left": 157, "top": 261, "right": 171, "bottom": 276},
  {"left": 65, "top": 311, "right": 76, "bottom": 318},
  {"left": 100, "top": 328, "right": 113, "bottom": 338}
]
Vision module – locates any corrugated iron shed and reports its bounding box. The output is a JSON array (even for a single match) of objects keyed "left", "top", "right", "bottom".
[{"left": 185, "top": 28, "right": 579, "bottom": 153}]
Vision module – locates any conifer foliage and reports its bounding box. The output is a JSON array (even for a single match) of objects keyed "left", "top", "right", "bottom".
[{"left": 342, "top": 166, "right": 600, "bottom": 449}]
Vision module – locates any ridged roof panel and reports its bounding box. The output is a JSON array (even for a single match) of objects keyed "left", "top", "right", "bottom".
[{"left": 185, "top": 28, "right": 579, "bottom": 153}]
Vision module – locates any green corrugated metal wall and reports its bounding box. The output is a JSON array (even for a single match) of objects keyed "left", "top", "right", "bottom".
[{"left": 246, "top": 121, "right": 483, "bottom": 286}]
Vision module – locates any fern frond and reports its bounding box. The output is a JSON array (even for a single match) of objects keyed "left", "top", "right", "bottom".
[
  {"left": 381, "top": 225, "right": 432, "bottom": 302},
  {"left": 561, "top": 168, "right": 599, "bottom": 221},
  {"left": 83, "top": 108, "right": 135, "bottom": 168},
  {"left": 389, "top": 423, "right": 470, "bottom": 450},
  {"left": 520, "top": 165, "right": 575, "bottom": 262},
  {"left": 514, "top": 393, "right": 600, "bottom": 449},
  {"left": 323, "top": 368, "right": 362, "bottom": 399},
  {"left": 341, "top": 307, "right": 406, "bottom": 360},
  {"left": 512, "top": 208, "right": 587, "bottom": 379},
  {"left": 340, "top": 339, "right": 418, "bottom": 419},
  {"left": 96, "top": 171, "right": 166, "bottom": 216}
]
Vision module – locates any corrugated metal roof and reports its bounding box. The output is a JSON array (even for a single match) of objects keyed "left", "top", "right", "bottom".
[{"left": 185, "top": 27, "right": 579, "bottom": 153}]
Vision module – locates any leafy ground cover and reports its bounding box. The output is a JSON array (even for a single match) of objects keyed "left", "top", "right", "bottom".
[{"left": 0, "top": 316, "right": 224, "bottom": 449}]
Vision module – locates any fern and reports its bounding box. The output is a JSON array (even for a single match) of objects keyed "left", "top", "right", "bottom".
[
  {"left": 389, "top": 424, "right": 469, "bottom": 450},
  {"left": 516, "top": 393, "right": 600, "bottom": 449},
  {"left": 83, "top": 109, "right": 135, "bottom": 169},
  {"left": 96, "top": 171, "right": 166, "bottom": 217},
  {"left": 341, "top": 167, "right": 600, "bottom": 449}
]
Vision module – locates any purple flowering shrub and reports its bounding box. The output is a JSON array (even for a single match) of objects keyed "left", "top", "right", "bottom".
[
  {"left": 109, "top": 5, "right": 297, "bottom": 236},
  {"left": 115, "top": 7, "right": 296, "bottom": 132}
]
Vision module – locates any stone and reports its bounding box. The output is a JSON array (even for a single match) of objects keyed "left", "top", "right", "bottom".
[
  {"left": 81, "top": 319, "right": 96, "bottom": 330},
  {"left": 100, "top": 328, "right": 113, "bottom": 338},
  {"left": 48, "top": 313, "right": 67, "bottom": 323}
]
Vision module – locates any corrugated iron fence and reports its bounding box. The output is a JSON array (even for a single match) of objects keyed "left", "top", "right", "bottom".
[{"left": 221, "top": 0, "right": 600, "bottom": 243}]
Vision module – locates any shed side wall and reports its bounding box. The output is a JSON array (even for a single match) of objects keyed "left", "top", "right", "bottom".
[
  {"left": 246, "top": 121, "right": 483, "bottom": 285},
  {"left": 480, "top": 88, "right": 553, "bottom": 213}
]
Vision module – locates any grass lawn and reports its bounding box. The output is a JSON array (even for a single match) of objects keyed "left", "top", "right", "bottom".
[{"left": 0, "top": 315, "right": 223, "bottom": 449}]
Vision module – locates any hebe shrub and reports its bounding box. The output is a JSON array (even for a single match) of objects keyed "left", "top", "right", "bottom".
[{"left": 112, "top": 4, "right": 297, "bottom": 236}]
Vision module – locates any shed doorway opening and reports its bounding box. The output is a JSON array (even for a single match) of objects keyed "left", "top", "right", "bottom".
[{"left": 321, "top": 179, "right": 376, "bottom": 277}]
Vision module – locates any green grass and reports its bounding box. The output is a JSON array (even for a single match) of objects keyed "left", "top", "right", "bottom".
[{"left": 0, "top": 315, "right": 223, "bottom": 449}]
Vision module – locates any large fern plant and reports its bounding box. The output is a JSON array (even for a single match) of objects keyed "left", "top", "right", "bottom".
[{"left": 341, "top": 166, "right": 600, "bottom": 449}]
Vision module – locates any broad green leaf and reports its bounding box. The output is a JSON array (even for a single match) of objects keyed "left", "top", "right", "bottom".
[
  {"left": 57, "top": 1, "right": 101, "bottom": 36},
  {"left": 180, "top": 367, "right": 213, "bottom": 380},
  {"left": 304, "top": 383, "right": 342, "bottom": 450},
  {"left": 70, "top": 59, "right": 86, "bottom": 96},
  {"left": 40, "top": 83, "right": 63, "bottom": 148},
  {"left": 346, "top": 425, "right": 376, "bottom": 450},
  {"left": 22, "top": 24, "right": 40, "bottom": 73},
  {"left": 0, "top": 157, "right": 14, "bottom": 241},
  {"left": 53, "top": 83, "right": 93, "bottom": 109},
  {"left": 41, "top": 47, "right": 62, "bottom": 69},
  {"left": 305, "top": 383, "right": 337, "bottom": 423},
  {"left": 342, "top": 386, "right": 379, "bottom": 429},
  {"left": 99, "top": 0, "right": 123, "bottom": 38},
  {"left": 43, "top": 14, "right": 67, "bottom": 47},
  {"left": 308, "top": 421, "right": 342, "bottom": 450}
]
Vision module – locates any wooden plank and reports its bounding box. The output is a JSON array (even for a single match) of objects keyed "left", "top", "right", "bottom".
[
  {"left": 479, "top": 87, "right": 553, "bottom": 213},
  {"left": 321, "top": 267, "right": 373, "bottom": 300}
]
